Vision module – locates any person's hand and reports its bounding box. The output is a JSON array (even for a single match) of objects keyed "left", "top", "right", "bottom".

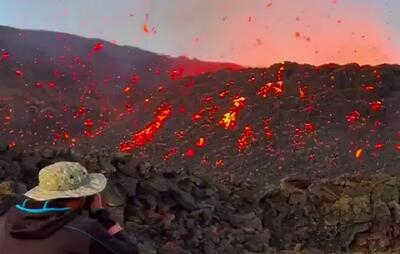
[{"left": 90, "top": 193, "right": 103, "bottom": 212}]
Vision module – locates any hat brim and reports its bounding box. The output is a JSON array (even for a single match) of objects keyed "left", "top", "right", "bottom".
[{"left": 24, "top": 173, "right": 107, "bottom": 201}]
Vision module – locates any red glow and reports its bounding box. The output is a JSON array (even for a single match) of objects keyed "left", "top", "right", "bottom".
[
  {"left": 192, "top": 113, "right": 202, "bottom": 122},
  {"left": 369, "top": 101, "right": 383, "bottom": 111},
  {"left": 164, "top": 148, "right": 177, "bottom": 161},
  {"left": 1, "top": 52, "right": 10, "bottom": 60},
  {"left": 195, "top": 137, "right": 206, "bottom": 147},
  {"left": 258, "top": 81, "right": 284, "bottom": 98},
  {"left": 143, "top": 23, "right": 149, "bottom": 33},
  {"left": 219, "top": 111, "right": 237, "bottom": 129},
  {"left": 346, "top": 110, "right": 361, "bottom": 123},
  {"left": 93, "top": 42, "right": 104, "bottom": 52},
  {"left": 48, "top": 82, "right": 56, "bottom": 89},
  {"left": 15, "top": 70, "right": 23, "bottom": 77},
  {"left": 375, "top": 143, "right": 384, "bottom": 150},
  {"left": 185, "top": 148, "right": 195, "bottom": 158},
  {"left": 120, "top": 104, "right": 171, "bottom": 152},
  {"left": 237, "top": 125, "right": 256, "bottom": 152},
  {"left": 170, "top": 67, "right": 184, "bottom": 80},
  {"left": 215, "top": 159, "right": 224, "bottom": 167},
  {"left": 218, "top": 89, "right": 229, "bottom": 98},
  {"left": 299, "top": 86, "right": 308, "bottom": 99},
  {"left": 355, "top": 148, "right": 363, "bottom": 159},
  {"left": 304, "top": 122, "right": 316, "bottom": 133},
  {"left": 83, "top": 119, "right": 94, "bottom": 127}
]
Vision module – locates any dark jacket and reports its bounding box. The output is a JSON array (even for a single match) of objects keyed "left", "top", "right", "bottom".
[{"left": 0, "top": 198, "right": 137, "bottom": 254}]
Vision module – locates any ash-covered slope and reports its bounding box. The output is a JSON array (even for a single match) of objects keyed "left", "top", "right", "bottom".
[
  {"left": 0, "top": 25, "right": 240, "bottom": 149},
  {"left": 127, "top": 62, "right": 400, "bottom": 183}
]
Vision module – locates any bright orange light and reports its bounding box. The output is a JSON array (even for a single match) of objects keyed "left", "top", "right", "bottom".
[
  {"left": 196, "top": 137, "right": 206, "bottom": 147},
  {"left": 355, "top": 148, "right": 363, "bottom": 159},
  {"left": 219, "top": 111, "right": 237, "bottom": 129},
  {"left": 258, "top": 81, "right": 284, "bottom": 98},
  {"left": 121, "top": 104, "right": 171, "bottom": 151},
  {"left": 299, "top": 86, "right": 307, "bottom": 99},
  {"left": 143, "top": 23, "right": 149, "bottom": 33},
  {"left": 237, "top": 125, "right": 256, "bottom": 152}
]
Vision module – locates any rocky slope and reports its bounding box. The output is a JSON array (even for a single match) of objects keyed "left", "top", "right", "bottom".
[
  {"left": 1, "top": 147, "right": 400, "bottom": 253},
  {"left": 1, "top": 60, "right": 399, "bottom": 184},
  {"left": 0, "top": 25, "right": 240, "bottom": 149}
]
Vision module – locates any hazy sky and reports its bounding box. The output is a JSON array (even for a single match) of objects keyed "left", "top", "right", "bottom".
[{"left": 1, "top": 0, "right": 399, "bottom": 66}]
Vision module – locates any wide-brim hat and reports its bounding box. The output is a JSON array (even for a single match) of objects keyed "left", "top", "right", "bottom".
[{"left": 24, "top": 161, "right": 107, "bottom": 201}]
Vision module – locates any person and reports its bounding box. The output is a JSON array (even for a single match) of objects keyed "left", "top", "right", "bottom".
[{"left": 0, "top": 161, "right": 138, "bottom": 254}]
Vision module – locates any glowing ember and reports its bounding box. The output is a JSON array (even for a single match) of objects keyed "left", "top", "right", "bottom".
[
  {"left": 92, "top": 43, "right": 104, "bottom": 52},
  {"left": 1, "top": 52, "right": 10, "bottom": 60},
  {"left": 232, "top": 97, "right": 246, "bottom": 109},
  {"left": 123, "top": 86, "right": 132, "bottom": 95},
  {"left": 299, "top": 86, "right": 308, "bottom": 99},
  {"left": 175, "top": 131, "right": 185, "bottom": 139},
  {"left": 219, "top": 97, "right": 246, "bottom": 129},
  {"left": 204, "top": 96, "right": 213, "bottom": 104},
  {"left": 143, "top": 23, "right": 149, "bottom": 33},
  {"left": 369, "top": 101, "right": 383, "bottom": 111},
  {"left": 35, "top": 82, "right": 44, "bottom": 89},
  {"left": 219, "top": 111, "right": 237, "bottom": 129},
  {"left": 83, "top": 119, "right": 94, "bottom": 127},
  {"left": 355, "top": 148, "right": 363, "bottom": 159},
  {"left": 195, "top": 137, "right": 206, "bottom": 147},
  {"left": 164, "top": 148, "right": 177, "bottom": 161},
  {"left": 185, "top": 148, "right": 195, "bottom": 158},
  {"left": 257, "top": 81, "right": 284, "bottom": 98},
  {"left": 215, "top": 159, "right": 224, "bottom": 167},
  {"left": 15, "top": 70, "right": 24, "bottom": 77},
  {"left": 192, "top": 113, "right": 202, "bottom": 121},
  {"left": 304, "top": 122, "right": 316, "bottom": 133},
  {"left": 219, "top": 90, "right": 229, "bottom": 98},
  {"left": 237, "top": 125, "right": 256, "bottom": 152},
  {"left": 170, "top": 68, "right": 184, "bottom": 80},
  {"left": 346, "top": 110, "right": 361, "bottom": 123}
]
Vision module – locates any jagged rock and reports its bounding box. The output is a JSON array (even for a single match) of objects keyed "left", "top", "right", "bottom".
[
  {"left": 138, "top": 161, "right": 153, "bottom": 179},
  {"left": 99, "top": 159, "right": 117, "bottom": 174},
  {"left": 243, "top": 231, "right": 271, "bottom": 252},
  {"left": 117, "top": 175, "right": 138, "bottom": 197},
  {"left": 160, "top": 241, "right": 189, "bottom": 254},
  {"left": 149, "top": 176, "right": 169, "bottom": 192},
  {"left": 168, "top": 181, "right": 197, "bottom": 211},
  {"left": 112, "top": 152, "right": 132, "bottom": 163},
  {"left": 3, "top": 149, "right": 400, "bottom": 253},
  {"left": 229, "top": 212, "right": 262, "bottom": 231},
  {"left": 102, "top": 180, "right": 126, "bottom": 207}
]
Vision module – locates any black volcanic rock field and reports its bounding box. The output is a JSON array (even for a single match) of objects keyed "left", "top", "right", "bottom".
[{"left": 2, "top": 148, "right": 400, "bottom": 253}]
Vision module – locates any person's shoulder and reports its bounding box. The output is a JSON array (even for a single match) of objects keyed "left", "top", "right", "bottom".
[{"left": 65, "top": 214, "right": 109, "bottom": 239}]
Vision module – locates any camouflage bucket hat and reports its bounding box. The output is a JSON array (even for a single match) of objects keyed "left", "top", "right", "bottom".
[{"left": 24, "top": 161, "right": 107, "bottom": 201}]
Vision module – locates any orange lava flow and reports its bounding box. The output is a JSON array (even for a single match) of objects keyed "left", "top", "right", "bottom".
[{"left": 120, "top": 104, "right": 172, "bottom": 152}]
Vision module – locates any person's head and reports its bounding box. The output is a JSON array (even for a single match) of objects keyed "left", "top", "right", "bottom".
[{"left": 23, "top": 162, "right": 107, "bottom": 210}]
